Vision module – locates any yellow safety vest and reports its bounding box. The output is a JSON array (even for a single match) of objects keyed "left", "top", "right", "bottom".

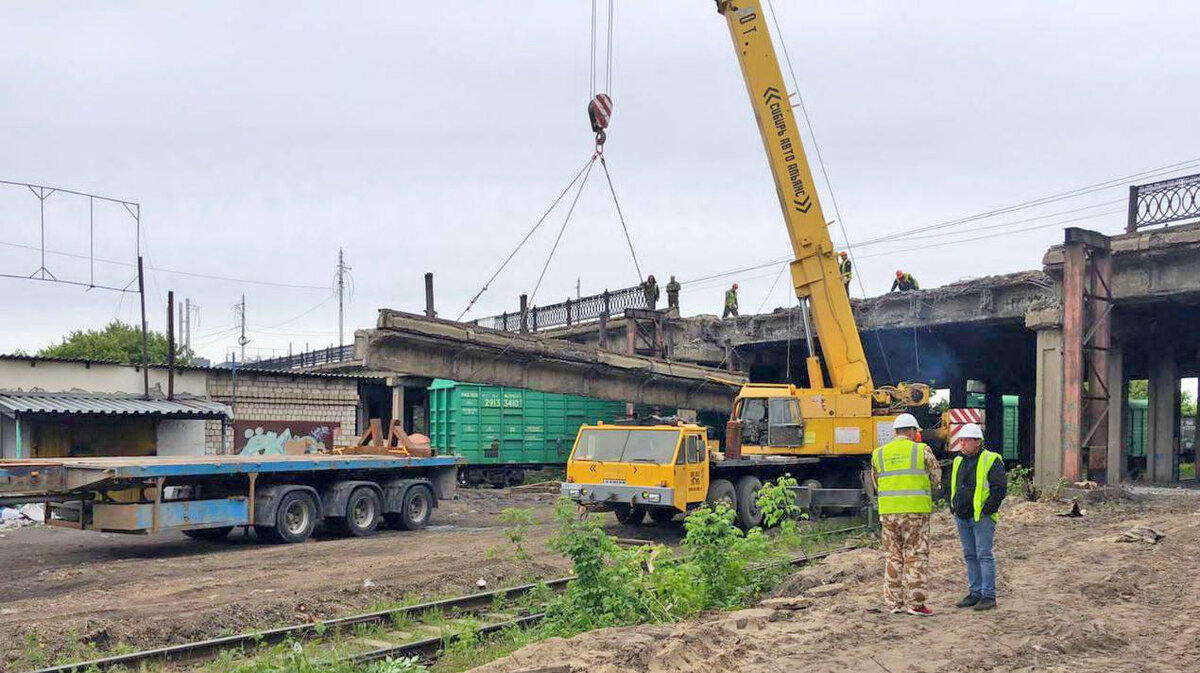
[
  {"left": 872, "top": 437, "right": 932, "bottom": 515},
  {"left": 951, "top": 450, "right": 1002, "bottom": 523}
]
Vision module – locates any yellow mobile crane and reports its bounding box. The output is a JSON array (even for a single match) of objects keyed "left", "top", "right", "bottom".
[
  {"left": 716, "top": 0, "right": 927, "bottom": 466},
  {"left": 564, "top": 2, "right": 930, "bottom": 527}
]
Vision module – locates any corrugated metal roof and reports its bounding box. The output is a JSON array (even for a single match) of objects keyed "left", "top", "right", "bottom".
[{"left": 0, "top": 392, "right": 231, "bottom": 418}]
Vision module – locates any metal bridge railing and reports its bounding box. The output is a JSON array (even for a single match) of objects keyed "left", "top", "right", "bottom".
[
  {"left": 251, "top": 344, "right": 357, "bottom": 370},
  {"left": 1127, "top": 172, "right": 1200, "bottom": 232},
  {"left": 477, "top": 284, "right": 649, "bottom": 333}
]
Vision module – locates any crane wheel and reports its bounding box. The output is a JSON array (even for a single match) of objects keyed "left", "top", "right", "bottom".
[
  {"left": 613, "top": 503, "right": 646, "bottom": 526},
  {"left": 705, "top": 479, "right": 736, "bottom": 510},
  {"left": 734, "top": 476, "right": 763, "bottom": 529},
  {"left": 649, "top": 508, "right": 678, "bottom": 524},
  {"left": 801, "top": 478, "right": 825, "bottom": 519}
]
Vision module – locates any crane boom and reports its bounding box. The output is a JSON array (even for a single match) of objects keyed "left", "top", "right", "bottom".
[{"left": 717, "top": 1, "right": 873, "bottom": 396}]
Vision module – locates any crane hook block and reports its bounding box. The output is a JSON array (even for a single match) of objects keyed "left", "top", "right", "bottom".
[{"left": 588, "top": 94, "right": 613, "bottom": 134}]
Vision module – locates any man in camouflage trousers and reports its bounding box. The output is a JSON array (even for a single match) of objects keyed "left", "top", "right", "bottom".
[{"left": 873, "top": 413, "right": 942, "bottom": 616}]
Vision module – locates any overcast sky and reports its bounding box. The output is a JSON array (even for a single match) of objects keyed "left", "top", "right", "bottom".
[{"left": 2, "top": 1, "right": 1199, "bottom": 363}]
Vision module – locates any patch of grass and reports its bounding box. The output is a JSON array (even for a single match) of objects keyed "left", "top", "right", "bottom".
[
  {"left": 430, "top": 623, "right": 546, "bottom": 673},
  {"left": 200, "top": 638, "right": 429, "bottom": 673},
  {"left": 418, "top": 608, "right": 447, "bottom": 627}
]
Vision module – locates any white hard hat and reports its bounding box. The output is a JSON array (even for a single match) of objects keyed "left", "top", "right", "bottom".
[
  {"left": 958, "top": 423, "right": 983, "bottom": 440},
  {"left": 892, "top": 413, "right": 921, "bottom": 431}
]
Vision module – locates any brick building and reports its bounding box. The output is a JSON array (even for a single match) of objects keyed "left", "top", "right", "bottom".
[{"left": 0, "top": 355, "right": 389, "bottom": 459}]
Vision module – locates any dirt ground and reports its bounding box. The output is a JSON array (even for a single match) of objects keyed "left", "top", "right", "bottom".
[
  {"left": 474, "top": 493, "right": 1200, "bottom": 673},
  {"left": 0, "top": 488, "right": 632, "bottom": 667}
]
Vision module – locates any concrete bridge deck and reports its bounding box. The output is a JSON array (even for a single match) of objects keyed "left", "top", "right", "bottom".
[{"left": 358, "top": 310, "right": 746, "bottom": 412}]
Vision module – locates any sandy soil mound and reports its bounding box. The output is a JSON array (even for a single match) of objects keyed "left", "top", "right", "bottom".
[{"left": 473, "top": 495, "right": 1200, "bottom": 673}]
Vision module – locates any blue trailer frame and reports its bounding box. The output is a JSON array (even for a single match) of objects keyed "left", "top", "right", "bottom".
[{"left": 0, "top": 454, "right": 463, "bottom": 543}]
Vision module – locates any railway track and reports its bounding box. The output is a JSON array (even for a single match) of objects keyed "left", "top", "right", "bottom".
[
  {"left": 26, "top": 578, "right": 571, "bottom": 673},
  {"left": 31, "top": 529, "right": 871, "bottom": 673}
]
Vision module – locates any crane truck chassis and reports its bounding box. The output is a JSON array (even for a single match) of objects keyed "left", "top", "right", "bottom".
[{"left": 562, "top": 422, "right": 871, "bottom": 529}]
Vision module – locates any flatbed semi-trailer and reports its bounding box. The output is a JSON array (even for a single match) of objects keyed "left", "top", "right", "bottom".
[{"left": 0, "top": 454, "right": 461, "bottom": 543}]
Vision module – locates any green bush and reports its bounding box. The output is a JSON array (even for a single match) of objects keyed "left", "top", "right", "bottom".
[
  {"left": 682, "top": 503, "right": 772, "bottom": 608},
  {"left": 756, "top": 474, "right": 808, "bottom": 547},
  {"left": 1007, "top": 465, "right": 1036, "bottom": 501},
  {"left": 496, "top": 507, "right": 538, "bottom": 563},
  {"left": 545, "top": 500, "right": 667, "bottom": 632}
]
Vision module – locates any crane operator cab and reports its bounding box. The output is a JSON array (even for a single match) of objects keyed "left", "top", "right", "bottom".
[{"left": 733, "top": 384, "right": 806, "bottom": 453}]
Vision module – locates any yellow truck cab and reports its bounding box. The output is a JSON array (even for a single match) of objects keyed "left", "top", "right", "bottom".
[
  {"left": 563, "top": 422, "right": 711, "bottom": 526},
  {"left": 562, "top": 421, "right": 867, "bottom": 528}
]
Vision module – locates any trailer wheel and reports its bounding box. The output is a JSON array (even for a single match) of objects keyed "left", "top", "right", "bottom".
[
  {"left": 506, "top": 469, "right": 525, "bottom": 487},
  {"left": 734, "top": 476, "right": 764, "bottom": 529},
  {"left": 705, "top": 479, "right": 736, "bottom": 510},
  {"left": 649, "top": 508, "right": 678, "bottom": 524},
  {"left": 182, "top": 526, "right": 234, "bottom": 540},
  {"left": 264, "top": 491, "right": 317, "bottom": 544},
  {"left": 387, "top": 484, "right": 434, "bottom": 531},
  {"left": 613, "top": 503, "right": 646, "bottom": 526},
  {"left": 341, "top": 487, "right": 382, "bottom": 537}
]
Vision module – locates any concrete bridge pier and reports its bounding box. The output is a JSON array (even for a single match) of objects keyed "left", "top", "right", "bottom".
[
  {"left": 1031, "top": 311, "right": 1066, "bottom": 485},
  {"left": 1105, "top": 342, "right": 1127, "bottom": 485},
  {"left": 1146, "top": 344, "right": 1181, "bottom": 482}
]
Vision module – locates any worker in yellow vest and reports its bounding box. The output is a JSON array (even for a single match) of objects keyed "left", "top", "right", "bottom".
[
  {"left": 872, "top": 413, "right": 942, "bottom": 616},
  {"left": 948, "top": 422, "right": 1007, "bottom": 611}
]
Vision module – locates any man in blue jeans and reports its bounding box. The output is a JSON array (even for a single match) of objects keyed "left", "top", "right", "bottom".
[{"left": 947, "top": 423, "right": 1007, "bottom": 611}]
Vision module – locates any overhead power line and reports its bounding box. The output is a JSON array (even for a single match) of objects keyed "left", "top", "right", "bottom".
[
  {"left": 854, "top": 206, "right": 1126, "bottom": 260},
  {"left": 679, "top": 156, "right": 1200, "bottom": 288},
  {"left": 849, "top": 157, "right": 1200, "bottom": 248},
  {"left": 0, "top": 238, "right": 331, "bottom": 291}
]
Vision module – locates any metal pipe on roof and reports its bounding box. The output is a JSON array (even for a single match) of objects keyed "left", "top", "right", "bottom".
[
  {"left": 167, "top": 290, "right": 176, "bottom": 400},
  {"left": 138, "top": 256, "right": 149, "bottom": 400}
]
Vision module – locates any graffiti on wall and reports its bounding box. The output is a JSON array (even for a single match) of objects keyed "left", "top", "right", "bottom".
[{"left": 233, "top": 421, "right": 340, "bottom": 456}]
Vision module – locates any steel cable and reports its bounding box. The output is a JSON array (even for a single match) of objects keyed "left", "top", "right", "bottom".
[
  {"left": 599, "top": 157, "right": 643, "bottom": 283},
  {"left": 456, "top": 157, "right": 595, "bottom": 321}
]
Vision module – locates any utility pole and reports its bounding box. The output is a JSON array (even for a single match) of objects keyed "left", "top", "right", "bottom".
[
  {"left": 137, "top": 256, "right": 149, "bottom": 400},
  {"left": 184, "top": 298, "right": 191, "bottom": 353},
  {"left": 235, "top": 294, "right": 248, "bottom": 364},
  {"left": 335, "top": 248, "right": 352, "bottom": 349},
  {"left": 167, "top": 290, "right": 175, "bottom": 400},
  {"left": 577, "top": 277, "right": 581, "bottom": 300}
]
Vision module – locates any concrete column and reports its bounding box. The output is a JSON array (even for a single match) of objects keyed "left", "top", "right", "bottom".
[
  {"left": 391, "top": 385, "right": 406, "bottom": 432},
  {"left": 1147, "top": 346, "right": 1180, "bottom": 482},
  {"left": 1033, "top": 326, "right": 1065, "bottom": 486},
  {"left": 1194, "top": 405, "right": 1200, "bottom": 480},
  {"left": 1060, "top": 243, "right": 1086, "bottom": 483},
  {"left": 1106, "top": 343, "right": 1127, "bottom": 484}
]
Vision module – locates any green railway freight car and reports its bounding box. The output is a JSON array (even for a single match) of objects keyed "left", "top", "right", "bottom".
[
  {"left": 1127, "top": 399, "right": 1148, "bottom": 459},
  {"left": 428, "top": 380, "right": 628, "bottom": 487},
  {"left": 1001, "top": 395, "right": 1020, "bottom": 461}
]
